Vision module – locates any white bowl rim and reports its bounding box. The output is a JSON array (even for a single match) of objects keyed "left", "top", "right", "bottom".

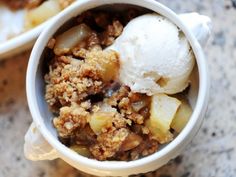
[
  {"left": 26, "top": 0, "right": 209, "bottom": 171},
  {"left": 0, "top": 2, "right": 78, "bottom": 57}
]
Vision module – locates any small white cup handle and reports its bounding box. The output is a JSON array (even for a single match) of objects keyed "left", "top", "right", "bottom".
[
  {"left": 178, "top": 13, "right": 212, "bottom": 47},
  {"left": 24, "top": 122, "right": 58, "bottom": 161}
]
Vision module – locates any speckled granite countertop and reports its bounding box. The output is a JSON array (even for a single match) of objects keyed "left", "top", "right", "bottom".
[{"left": 0, "top": 0, "right": 236, "bottom": 177}]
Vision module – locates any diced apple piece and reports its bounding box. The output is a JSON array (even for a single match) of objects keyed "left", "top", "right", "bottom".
[
  {"left": 147, "top": 93, "right": 181, "bottom": 144},
  {"left": 99, "top": 51, "right": 119, "bottom": 82},
  {"left": 89, "top": 112, "right": 113, "bottom": 135},
  {"left": 54, "top": 24, "right": 92, "bottom": 55},
  {"left": 132, "top": 100, "right": 148, "bottom": 112},
  {"left": 150, "top": 94, "right": 181, "bottom": 131},
  {"left": 25, "top": 0, "right": 61, "bottom": 29},
  {"left": 86, "top": 50, "right": 120, "bottom": 82},
  {"left": 120, "top": 133, "right": 142, "bottom": 151},
  {"left": 70, "top": 145, "right": 91, "bottom": 157},
  {"left": 146, "top": 119, "right": 174, "bottom": 143},
  {"left": 171, "top": 98, "right": 192, "bottom": 133}
]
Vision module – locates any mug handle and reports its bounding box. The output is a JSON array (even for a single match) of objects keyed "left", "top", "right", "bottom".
[
  {"left": 178, "top": 12, "right": 212, "bottom": 47},
  {"left": 24, "top": 123, "right": 58, "bottom": 160},
  {"left": 24, "top": 13, "right": 212, "bottom": 162}
]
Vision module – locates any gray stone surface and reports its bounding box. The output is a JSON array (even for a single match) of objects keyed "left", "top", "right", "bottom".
[{"left": 0, "top": 0, "right": 236, "bottom": 177}]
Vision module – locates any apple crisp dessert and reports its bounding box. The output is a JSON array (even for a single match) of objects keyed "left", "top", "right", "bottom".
[{"left": 44, "top": 9, "right": 193, "bottom": 161}]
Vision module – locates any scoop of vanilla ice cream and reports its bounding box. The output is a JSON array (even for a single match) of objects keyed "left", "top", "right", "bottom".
[{"left": 108, "top": 14, "right": 195, "bottom": 95}]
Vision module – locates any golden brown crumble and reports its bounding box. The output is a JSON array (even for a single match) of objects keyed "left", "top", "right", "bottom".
[
  {"left": 100, "top": 20, "right": 123, "bottom": 46},
  {"left": 45, "top": 55, "right": 104, "bottom": 110},
  {"left": 72, "top": 48, "right": 88, "bottom": 58},
  {"left": 76, "top": 11, "right": 124, "bottom": 48},
  {"left": 90, "top": 128, "right": 129, "bottom": 160},
  {"left": 53, "top": 102, "right": 90, "bottom": 137}
]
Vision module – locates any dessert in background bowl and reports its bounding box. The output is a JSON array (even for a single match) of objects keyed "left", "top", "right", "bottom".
[
  {"left": 25, "top": 0, "right": 211, "bottom": 176},
  {"left": 0, "top": 0, "right": 74, "bottom": 59}
]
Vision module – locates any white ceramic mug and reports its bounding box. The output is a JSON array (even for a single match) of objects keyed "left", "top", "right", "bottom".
[{"left": 25, "top": 0, "right": 211, "bottom": 176}]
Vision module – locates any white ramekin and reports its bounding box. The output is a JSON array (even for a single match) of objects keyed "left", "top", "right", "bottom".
[{"left": 25, "top": 0, "right": 211, "bottom": 176}]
